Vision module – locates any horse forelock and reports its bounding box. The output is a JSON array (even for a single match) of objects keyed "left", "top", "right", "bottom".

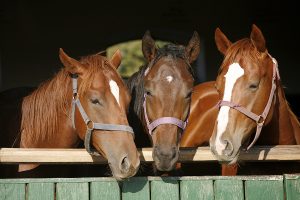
[{"left": 219, "top": 39, "right": 259, "bottom": 74}]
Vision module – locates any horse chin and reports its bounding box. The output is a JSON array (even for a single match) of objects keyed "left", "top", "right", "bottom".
[
  {"left": 218, "top": 154, "right": 239, "bottom": 165},
  {"left": 153, "top": 155, "right": 178, "bottom": 172},
  {"left": 210, "top": 145, "right": 240, "bottom": 165},
  {"left": 108, "top": 162, "right": 139, "bottom": 180},
  {"left": 155, "top": 163, "right": 177, "bottom": 172}
]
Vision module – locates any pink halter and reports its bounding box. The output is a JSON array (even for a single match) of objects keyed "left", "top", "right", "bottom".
[
  {"left": 143, "top": 94, "right": 187, "bottom": 135},
  {"left": 217, "top": 54, "right": 279, "bottom": 150}
]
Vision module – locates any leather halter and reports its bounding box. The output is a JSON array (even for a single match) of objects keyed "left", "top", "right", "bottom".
[
  {"left": 71, "top": 74, "right": 134, "bottom": 156},
  {"left": 143, "top": 94, "right": 187, "bottom": 135},
  {"left": 217, "top": 54, "right": 279, "bottom": 150},
  {"left": 143, "top": 60, "right": 188, "bottom": 136}
]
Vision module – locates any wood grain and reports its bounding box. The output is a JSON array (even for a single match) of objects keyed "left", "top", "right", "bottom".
[{"left": 1, "top": 145, "right": 300, "bottom": 164}]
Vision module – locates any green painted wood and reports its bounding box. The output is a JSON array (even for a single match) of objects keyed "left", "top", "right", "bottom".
[
  {"left": 122, "top": 177, "right": 150, "bottom": 200},
  {"left": 180, "top": 180, "right": 214, "bottom": 200},
  {"left": 90, "top": 180, "right": 120, "bottom": 200},
  {"left": 214, "top": 179, "right": 244, "bottom": 200},
  {"left": 151, "top": 179, "right": 179, "bottom": 200},
  {"left": 284, "top": 175, "right": 300, "bottom": 200},
  {"left": 245, "top": 180, "right": 284, "bottom": 200},
  {"left": 56, "top": 182, "right": 89, "bottom": 200},
  {"left": 0, "top": 183, "right": 25, "bottom": 200},
  {"left": 27, "top": 182, "right": 54, "bottom": 200}
]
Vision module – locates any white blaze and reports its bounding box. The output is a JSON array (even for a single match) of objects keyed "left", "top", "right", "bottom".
[
  {"left": 215, "top": 63, "right": 244, "bottom": 155},
  {"left": 166, "top": 75, "right": 173, "bottom": 83},
  {"left": 109, "top": 80, "right": 120, "bottom": 106}
]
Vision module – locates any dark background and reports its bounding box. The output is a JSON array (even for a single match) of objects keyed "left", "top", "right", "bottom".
[{"left": 1, "top": 0, "right": 299, "bottom": 94}]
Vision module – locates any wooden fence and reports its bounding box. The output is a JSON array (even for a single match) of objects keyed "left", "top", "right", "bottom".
[
  {"left": 0, "top": 175, "right": 300, "bottom": 200},
  {"left": 1, "top": 146, "right": 300, "bottom": 199},
  {"left": 1, "top": 145, "right": 300, "bottom": 164}
]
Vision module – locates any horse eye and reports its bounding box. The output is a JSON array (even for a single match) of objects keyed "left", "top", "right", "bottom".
[
  {"left": 146, "top": 90, "right": 152, "bottom": 96},
  {"left": 249, "top": 84, "right": 259, "bottom": 90},
  {"left": 185, "top": 91, "right": 192, "bottom": 99},
  {"left": 90, "top": 98, "right": 101, "bottom": 105}
]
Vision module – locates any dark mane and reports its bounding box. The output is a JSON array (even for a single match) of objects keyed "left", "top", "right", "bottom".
[
  {"left": 155, "top": 43, "right": 187, "bottom": 61},
  {"left": 21, "top": 53, "right": 113, "bottom": 145},
  {"left": 126, "top": 43, "right": 193, "bottom": 122}
]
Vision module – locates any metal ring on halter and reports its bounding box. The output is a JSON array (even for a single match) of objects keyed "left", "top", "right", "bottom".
[
  {"left": 256, "top": 115, "right": 265, "bottom": 127},
  {"left": 85, "top": 119, "right": 95, "bottom": 130}
]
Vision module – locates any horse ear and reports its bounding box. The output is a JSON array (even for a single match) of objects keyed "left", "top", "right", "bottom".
[
  {"left": 215, "top": 28, "right": 232, "bottom": 55},
  {"left": 142, "top": 30, "right": 156, "bottom": 62},
  {"left": 110, "top": 49, "right": 122, "bottom": 69},
  {"left": 59, "top": 48, "right": 86, "bottom": 75},
  {"left": 250, "top": 24, "right": 266, "bottom": 53},
  {"left": 185, "top": 31, "right": 200, "bottom": 63}
]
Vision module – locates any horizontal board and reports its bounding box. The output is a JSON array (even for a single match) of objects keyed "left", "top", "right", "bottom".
[{"left": 1, "top": 145, "right": 300, "bottom": 164}]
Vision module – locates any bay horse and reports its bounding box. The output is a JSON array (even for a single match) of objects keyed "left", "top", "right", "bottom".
[
  {"left": 127, "top": 31, "right": 200, "bottom": 172},
  {"left": 0, "top": 49, "right": 140, "bottom": 179},
  {"left": 180, "top": 24, "right": 300, "bottom": 175}
]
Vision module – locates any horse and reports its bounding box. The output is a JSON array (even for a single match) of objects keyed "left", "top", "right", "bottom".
[
  {"left": 180, "top": 24, "right": 300, "bottom": 175},
  {"left": 127, "top": 31, "right": 200, "bottom": 172},
  {"left": 0, "top": 49, "right": 140, "bottom": 179}
]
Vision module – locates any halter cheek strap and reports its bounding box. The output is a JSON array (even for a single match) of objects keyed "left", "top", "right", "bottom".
[
  {"left": 217, "top": 54, "right": 279, "bottom": 150},
  {"left": 71, "top": 74, "right": 134, "bottom": 156},
  {"left": 143, "top": 94, "right": 187, "bottom": 136}
]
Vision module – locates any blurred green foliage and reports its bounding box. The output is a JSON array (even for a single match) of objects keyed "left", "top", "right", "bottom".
[{"left": 107, "top": 40, "right": 169, "bottom": 78}]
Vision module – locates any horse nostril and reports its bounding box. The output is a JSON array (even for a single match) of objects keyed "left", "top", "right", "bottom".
[
  {"left": 120, "top": 156, "right": 130, "bottom": 173},
  {"left": 222, "top": 140, "right": 234, "bottom": 156}
]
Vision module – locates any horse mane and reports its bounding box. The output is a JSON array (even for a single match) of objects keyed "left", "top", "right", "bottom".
[
  {"left": 21, "top": 54, "right": 113, "bottom": 145},
  {"left": 279, "top": 84, "right": 300, "bottom": 127},
  {"left": 126, "top": 43, "right": 193, "bottom": 121}
]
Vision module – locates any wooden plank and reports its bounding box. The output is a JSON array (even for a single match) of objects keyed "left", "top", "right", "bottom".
[
  {"left": 27, "top": 182, "right": 54, "bottom": 200},
  {"left": 122, "top": 177, "right": 150, "bottom": 200},
  {"left": 151, "top": 178, "right": 179, "bottom": 200},
  {"left": 245, "top": 179, "right": 284, "bottom": 200},
  {"left": 214, "top": 179, "right": 244, "bottom": 200},
  {"left": 56, "top": 182, "right": 89, "bottom": 200},
  {"left": 90, "top": 180, "right": 120, "bottom": 200},
  {"left": 0, "top": 183, "right": 25, "bottom": 200},
  {"left": 1, "top": 146, "right": 300, "bottom": 164},
  {"left": 180, "top": 180, "right": 214, "bottom": 200},
  {"left": 285, "top": 174, "right": 300, "bottom": 200}
]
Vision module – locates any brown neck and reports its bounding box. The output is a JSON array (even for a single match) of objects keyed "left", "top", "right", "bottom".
[{"left": 257, "top": 84, "right": 299, "bottom": 145}]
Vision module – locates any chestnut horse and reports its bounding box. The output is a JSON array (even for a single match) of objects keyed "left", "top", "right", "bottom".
[
  {"left": 0, "top": 49, "right": 140, "bottom": 179},
  {"left": 180, "top": 24, "right": 300, "bottom": 175},
  {"left": 127, "top": 31, "right": 200, "bottom": 172}
]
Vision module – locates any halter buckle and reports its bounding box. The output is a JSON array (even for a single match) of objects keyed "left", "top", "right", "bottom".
[
  {"left": 85, "top": 119, "right": 95, "bottom": 130},
  {"left": 257, "top": 115, "right": 265, "bottom": 127}
]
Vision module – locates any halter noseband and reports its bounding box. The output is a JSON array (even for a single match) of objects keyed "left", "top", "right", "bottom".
[
  {"left": 71, "top": 74, "right": 134, "bottom": 156},
  {"left": 143, "top": 94, "right": 187, "bottom": 135},
  {"left": 217, "top": 54, "right": 279, "bottom": 150},
  {"left": 143, "top": 60, "right": 188, "bottom": 136}
]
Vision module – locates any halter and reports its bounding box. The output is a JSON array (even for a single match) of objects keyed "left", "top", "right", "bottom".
[
  {"left": 71, "top": 74, "right": 134, "bottom": 156},
  {"left": 143, "top": 94, "right": 187, "bottom": 135},
  {"left": 143, "top": 61, "right": 188, "bottom": 136},
  {"left": 217, "top": 54, "right": 279, "bottom": 150}
]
